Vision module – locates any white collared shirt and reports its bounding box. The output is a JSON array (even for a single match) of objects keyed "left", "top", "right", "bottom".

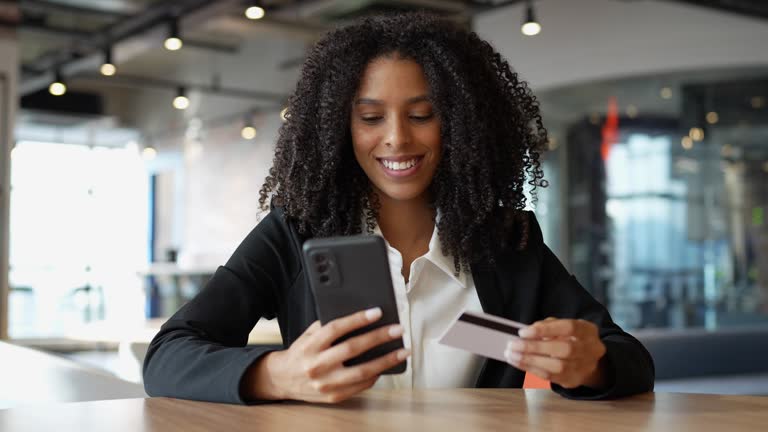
[{"left": 371, "top": 223, "right": 485, "bottom": 389}]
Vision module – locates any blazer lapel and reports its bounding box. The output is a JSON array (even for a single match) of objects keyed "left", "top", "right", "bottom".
[{"left": 471, "top": 264, "right": 504, "bottom": 317}]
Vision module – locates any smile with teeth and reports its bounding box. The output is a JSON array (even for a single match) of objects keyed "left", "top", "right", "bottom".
[{"left": 379, "top": 157, "right": 422, "bottom": 171}]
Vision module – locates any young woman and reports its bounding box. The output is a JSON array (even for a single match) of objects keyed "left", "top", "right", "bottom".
[{"left": 143, "top": 13, "right": 654, "bottom": 404}]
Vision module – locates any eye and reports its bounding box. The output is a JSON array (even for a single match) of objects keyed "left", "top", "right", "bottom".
[
  {"left": 410, "top": 113, "right": 434, "bottom": 123},
  {"left": 361, "top": 116, "right": 383, "bottom": 124}
]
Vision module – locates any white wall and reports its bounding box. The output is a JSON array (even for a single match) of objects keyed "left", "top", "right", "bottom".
[
  {"left": 0, "top": 27, "right": 18, "bottom": 339},
  {"left": 147, "top": 113, "right": 280, "bottom": 269},
  {"left": 474, "top": 0, "right": 768, "bottom": 90},
  {"left": 180, "top": 116, "right": 279, "bottom": 267},
  {"left": 118, "top": 34, "right": 304, "bottom": 268}
]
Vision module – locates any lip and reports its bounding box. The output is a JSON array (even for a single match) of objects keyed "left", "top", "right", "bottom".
[
  {"left": 376, "top": 154, "right": 425, "bottom": 162},
  {"left": 375, "top": 155, "right": 425, "bottom": 178}
]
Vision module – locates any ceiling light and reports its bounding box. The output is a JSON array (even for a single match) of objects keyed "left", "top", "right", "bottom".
[
  {"left": 100, "top": 46, "right": 116, "bottom": 76},
  {"left": 164, "top": 18, "right": 183, "bottom": 51},
  {"left": 142, "top": 146, "right": 157, "bottom": 161},
  {"left": 547, "top": 136, "right": 558, "bottom": 150},
  {"left": 125, "top": 141, "right": 139, "bottom": 153},
  {"left": 49, "top": 70, "right": 66, "bottom": 96},
  {"left": 241, "top": 126, "right": 257, "bottom": 140},
  {"left": 521, "top": 0, "right": 541, "bottom": 36},
  {"left": 626, "top": 104, "right": 638, "bottom": 118},
  {"left": 660, "top": 87, "right": 672, "bottom": 99},
  {"left": 241, "top": 111, "right": 258, "bottom": 139},
  {"left": 245, "top": 4, "right": 265, "bottom": 20},
  {"left": 173, "top": 87, "right": 190, "bottom": 110},
  {"left": 100, "top": 63, "right": 116, "bottom": 76},
  {"left": 689, "top": 127, "right": 704, "bottom": 142},
  {"left": 681, "top": 136, "right": 693, "bottom": 150},
  {"left": 705, "top": 111, "right": 718, "bottom": 124}
]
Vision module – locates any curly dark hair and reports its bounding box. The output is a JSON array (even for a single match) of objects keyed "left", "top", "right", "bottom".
[{"left": 259, "top": 12, "right": 548, "bottom": 272}]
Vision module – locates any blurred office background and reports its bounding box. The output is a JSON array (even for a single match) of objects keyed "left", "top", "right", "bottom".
[{"left": 0, "top": 0, "right": 767, "bottom": 407}]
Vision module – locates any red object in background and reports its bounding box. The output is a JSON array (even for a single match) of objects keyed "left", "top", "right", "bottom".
[
  {"left": 523, "top": 373, "right": 550, "bottom": 389},
  {"left": 601, "top": 96, "right": 619, "bottom": 161}
]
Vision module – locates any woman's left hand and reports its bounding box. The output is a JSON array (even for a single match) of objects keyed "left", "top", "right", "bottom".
[{"left": 504, "top": 318, "right": 608, "bottom": 390}]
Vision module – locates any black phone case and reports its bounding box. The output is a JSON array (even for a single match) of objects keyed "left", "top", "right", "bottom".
[{"left": 302, "top": 235, "right": 406, "bottom": 374}]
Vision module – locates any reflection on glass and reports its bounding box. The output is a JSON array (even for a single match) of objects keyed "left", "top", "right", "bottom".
[{"left": 539, "top": 69, "right": 768, "bottom": 330}]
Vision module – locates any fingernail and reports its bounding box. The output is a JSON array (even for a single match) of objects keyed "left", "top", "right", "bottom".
[
  {"left": 507, "top": 339, "right": 524, "bottom": 351},
  {"left": 397, "top": 349, "right": 411, "bottom": 361},
  {"left": 505, "top": 351, "right": 522, "bottom": 363},
  {"left": 518, "top": 327, "right": 535, "bottom": 338},
  {"left": 365, "top": 307, "right": 382, "bottom": 321},
  {"left": 388, "top": 325, "right": 404, "bottom": 337}
]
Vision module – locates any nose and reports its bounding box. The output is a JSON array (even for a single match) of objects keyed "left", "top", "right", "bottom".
[{"left": 384, "top": 115, "right": 410, "bottom": 149}]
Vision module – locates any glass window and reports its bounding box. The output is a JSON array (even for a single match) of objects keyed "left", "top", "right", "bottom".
[
  {"left": 8, "top": 141, "right": 149, "bottom": 339},
  {"left": 537, "top": 69, "right": 768, "bottom": 330}
]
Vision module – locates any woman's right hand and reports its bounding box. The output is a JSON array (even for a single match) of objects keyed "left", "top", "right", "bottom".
[{"left": 245, "top": 307, "right": 410, "bottom": 403}]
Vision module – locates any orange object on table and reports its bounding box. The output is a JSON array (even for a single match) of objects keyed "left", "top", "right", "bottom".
[{"left": 523, "top": 373, "right": 550, "bottom": 389}]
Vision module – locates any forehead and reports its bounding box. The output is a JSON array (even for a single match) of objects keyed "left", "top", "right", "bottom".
[{"left": 355, "top": 56, "right": 430, "bottom": 98}]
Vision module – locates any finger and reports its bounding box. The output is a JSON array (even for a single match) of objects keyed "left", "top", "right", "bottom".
[
  {"left": 505, "top": 350, "right": 567, "bottom": 376},
  {"left": 506, "top": 338, "right": 575, "bottom": 359},
  {"left": 504, "top": 351, "right": 553, "bottom": 380},
  {"left": 291, "top": 320, "right": 322, "bottom": 350},
  {"left": 318, "top": 348, "right": 410, "bottom": 393},
  {"left": 309, "top": 324, "right": 404, "bottom": 377},
  {"left": 518, "top": 319, "right": 592, "bottom": 340},
  {"left": 317, "top": 377, "right": 378, "bottom": 404},
  {"left": 307, "top": 307, "right": 383, "bottom": 351},
  {"left": 304, "top": 320, "right": 322, "bottom": 336}
]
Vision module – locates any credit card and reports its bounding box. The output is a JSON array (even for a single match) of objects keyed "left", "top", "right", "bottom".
[{"left": 437, "top": 310, "right": 527, "bottom": 362}]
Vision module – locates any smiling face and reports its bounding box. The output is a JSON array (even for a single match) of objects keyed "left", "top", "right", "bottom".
[{"left": 350, "top": 55, "right": 442, "bottom": 204}]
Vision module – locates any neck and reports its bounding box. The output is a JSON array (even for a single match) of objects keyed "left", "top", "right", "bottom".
[{"left": 375, "top": 192, "right": 435, "bottom": 252}]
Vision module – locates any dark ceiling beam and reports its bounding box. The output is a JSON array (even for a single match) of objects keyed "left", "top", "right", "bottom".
[
  {"left": 16, "top": 19, "right": 240, "bottom": 54},
  {"left": 19, "top": 0, "right": 244, "bottom": 95},
  {"left": 73, "top": 72, "right": 288, "bottom": 104},
  {"left": 665, "top": 0, "right": 768, "bottom": 21},
  {"left": 464, "top": 0, "right": 524, "bottom": 13},
  {"left": 20, "top": 0, "right": 214, "bottom": 79},
  {"left": 20, "top": 0, "right": 132, "bottom": 19}
]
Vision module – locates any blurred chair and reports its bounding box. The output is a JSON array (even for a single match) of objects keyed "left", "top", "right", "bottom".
[{"left": 636, "top": 326, "right": 768, "bottom": 395}]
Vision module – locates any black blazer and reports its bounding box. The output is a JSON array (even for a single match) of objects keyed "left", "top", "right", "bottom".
[{"left": 143, "top": 208, "right": 654, "bottom": 404}]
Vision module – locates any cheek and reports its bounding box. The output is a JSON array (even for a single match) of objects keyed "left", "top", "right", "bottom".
[
  {"left": 419, "top": 124, "right": 442, "bottom": 159},
  {"left": 351, "top": 129, "right": 379, "bottom": 161}
]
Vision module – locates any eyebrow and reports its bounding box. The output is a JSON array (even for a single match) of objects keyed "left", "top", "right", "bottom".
[{"left": 355, "top": 95, "right": 431, "bottom": 105}]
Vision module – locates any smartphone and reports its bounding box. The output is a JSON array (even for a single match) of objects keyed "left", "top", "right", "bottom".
[{"left": 302, "top": 235, "right": 406, "bottom": 374}]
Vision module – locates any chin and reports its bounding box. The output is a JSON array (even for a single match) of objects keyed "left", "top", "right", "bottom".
[{"left": 375, "top": 184, "right": 429, "bottom": 202}]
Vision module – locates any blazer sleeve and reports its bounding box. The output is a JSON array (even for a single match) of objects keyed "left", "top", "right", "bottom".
[
  {"left": 142, "top": 210, "right": 297, "bottom": 404},
  {"left": 530, "top": 214, "right": 655, "bottom": 399}
]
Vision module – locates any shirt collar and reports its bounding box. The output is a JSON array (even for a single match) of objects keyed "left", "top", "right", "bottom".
[
  {"left": 372, "top": 218, "right": 467, "bottom": 289},
  {"left": 424, "top": 225, "right": 467, "bottom": 288}
]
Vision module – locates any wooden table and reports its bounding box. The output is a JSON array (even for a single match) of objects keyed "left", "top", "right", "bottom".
[
  {"left": 1, "top": 389, "right": 766, "bottom": 431},
  {"left": 0, "top": 341, "right": 146, "bottom": 409}
]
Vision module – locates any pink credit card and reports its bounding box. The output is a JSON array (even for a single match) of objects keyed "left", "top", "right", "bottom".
[{"left": 437, "top": 310, "right": 528, "bottom": 362}]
